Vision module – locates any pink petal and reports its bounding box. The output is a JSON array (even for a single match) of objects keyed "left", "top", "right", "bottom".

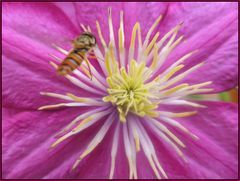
[
  {"left": 159, "top": 2, "right": 238, "bottom": 92},
  {"left": 3, "top": 2, "right": 79, "bottom": 50},
  {"left": 179, "top": 30, "right": 237, "bottom": 93},
  {"left": 3, "top": 2, "right": 79, "bottom": 74},
  {"left": 70, "top": 2, "right": 168, "bottom": 48},
  {"left": 150, "top": 101, "right": 238, "bottom": 178},
  {"left": 2, "top": 54, "right": 98, "bottom": 110},
  {"left": 71, "top": 2, "right": 237, "bottom": 92},
  {"left": 3, "top": 100, "right": 238, "bottom": 179},
  {"left": 2, "top": 2, "right": 238, "bottom": 179},
  {"left": 2, "top": 107, "right": 113, "bottom": 179},
  {"left": 3, "top": 2, "right": 103, "bottom": 72},
  {"left": 3, "top": 2, "right": 106, "bottom": 110},
  {"left": 159, "top": 2, "right": 237, "bottom": 39}
]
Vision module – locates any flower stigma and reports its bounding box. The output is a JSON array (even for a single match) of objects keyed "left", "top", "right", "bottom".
[
  {"left": 103, "top": 59, "right": 160, "bottom": 122},
  {"left": 39, "top": 8, "right": 214, "bottom": 179}
]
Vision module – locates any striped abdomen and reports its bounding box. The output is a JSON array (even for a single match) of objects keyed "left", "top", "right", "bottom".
[{"left": 57, "top": 48, "right": 89, "bottom": 76}]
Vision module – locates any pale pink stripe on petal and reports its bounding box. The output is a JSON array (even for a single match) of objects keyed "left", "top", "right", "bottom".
[{"left": 150, "top": 101, "right": 238, "bottom": 178}]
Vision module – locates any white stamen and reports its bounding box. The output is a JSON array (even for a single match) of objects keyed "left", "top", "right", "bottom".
[
  {"left": 108, "top": 8, "right": 118, "bottom": 59},
  {"left": 146, "top": 23, "right": 183, "bottom": 65},
  {"left": 154, "top": 36, "right": 184, "bottom": 72},
  {"left": 137, "top": 119, "right": 168, "bottom": 178},
  {"left": 159, "top": 62, "right": 205, "bottom": 89},
  {"left": 72, "top": 113, "right": 115, "bottom": 170},
  {"left": 56, "top": 107, "right": 109, "bottom": 137},
  {"left": 38, "top": 102, "right": 89, "bottom": 110},
  {"left": 87, "top": 25, "right": 91, "bottom": 32},
  {"left": 93, "top": 46, "right": 108, "bottom": 77},
  {"left": 123, "top": 123, "right": 135, "bottom": 179},
  {"left": 145, "top": 120, "right": 187, "bottom": 162},
  {"left": 40, "top": 92, "right": 72, "bottom": 101},
  {"left": 80, "top": 24, "right": 88, "bottom": 31},
  {"left": 136, "top": 23, "right": 143, "bottom": 62},
  {"left": 118, "top": 11, "right": 125, "bottom": 67},
  {"left": 132, "top": 118, "right": 161, "bottom": 179},
  {"left": 128, "top": 122, "right": 138, "bottom": 179},
  {"left": 159, "top": 50, "right": 198, "bottom": 78},
  {"left": 48, "top": 53, "right": 62, "bottom": 61},
  {"left": 128, "top": 23, "right": 139, "bottom": 63},
  {"left": 109, "top": 122, "right": 120, "bottom": 179},
  {"left": 51, "top": 109, "right": 113, "bottom": 148},
  {"left": 160, "top": 116, "right": 199, "bottom": 140},
  {"left": 142, "top": 15, "right": 162, "bottom": 50},
  {"left": 73, "top": 68, "right": 107, "bottom": 91},
  {"left": 161, "top": 99, "right": 206, "bottom": 108},
  {"left": 52, "top": 44, "right": 68, "bottom": 55},
  {"left": 148, "top": 117, "right": 185, "bottom": 148},
  {"left": 65, "top": 74, "right": 105, "bottom": 95},
  {"left": 172, "top": 88, "right": 213, "bottom": 98}
]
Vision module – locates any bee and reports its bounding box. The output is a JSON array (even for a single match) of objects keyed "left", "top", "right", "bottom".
[{"left": 57, "top": 32, "right": 97, "bottom": 79}]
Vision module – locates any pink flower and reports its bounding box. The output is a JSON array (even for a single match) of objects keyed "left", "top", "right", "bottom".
[{"left": 2, "top": 2, "right": 238, "bottom": 179}]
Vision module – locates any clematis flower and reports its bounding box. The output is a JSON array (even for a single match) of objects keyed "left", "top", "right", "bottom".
[{"left": 2, "top": 2, "right": 238, "bottom": 179}]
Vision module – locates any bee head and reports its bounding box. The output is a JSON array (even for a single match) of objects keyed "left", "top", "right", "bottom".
[{"left": 75, "top": 32, "right": 96, "bottom": 47}]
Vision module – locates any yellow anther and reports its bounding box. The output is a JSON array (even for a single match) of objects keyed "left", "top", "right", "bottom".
[
  {"left": 118, "top": 11, "right": 125, "bottom": 52},
  {"left": 133, "top": 128, "right": 140, "bottom": 152},
  {"left": 137, "top": 23, "right": 142, "bottom": 47},
  {"left": 80, "top": 145, "right": 95, "bottom": 159},
  {"left": 163, "top": 64, "right": 185, "bottom": 81},
  {"left": 96, "top": 21, "right": 107, "bottom": 49},
  {"left": 130, "top": 23, "right": 140, "bottom": 49},
  {"left": 109, "top": 42, "right": 119, "bottom": 73},
  {"left": 104, "top": 59, "right": 159, "bottom": 122},
  {"left": 150, "top": 44, "right": 159, "bottom": 70},
  {"left": 66, "top": 93, "right": 87, "bottom": 102},
  {"left": 72, "top": 116, "right": 93, "bottom": 132},
  {"left": 161, "top": 84, "right": 189, "bottom": 96},
  {"left": 144, "top": 32, "right": 160, "bottom": 56},
  {"left": 171, "top": 111, "right": 197, "bottom": 117},
  {"left": 50, "top": 133, "right": 70, "bottom": 148},
  {"left": 143, "top": 15, "right": 162, "bottom": 48},
  {"left": 189, "top": 81, "right": 212, "bottom": 89},
  {"left": 105, "top": 51, "right": 112, "bottom": 76}
]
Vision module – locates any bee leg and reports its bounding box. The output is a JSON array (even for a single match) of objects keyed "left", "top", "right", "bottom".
[
  {"left": 88, "top": 50, "right": 95, "bottom": 55},
  {"left": 87, "top": 54, "right": 104, "bottom": 61},
  {"left": 87, "top": 50, "right": 104, "bottom": 61},
  {"left": 88, "top": 55, "right": 97, "bottom": 59},
  {"left": 84, "top": 58, "right": 93, "bottom": 80}
]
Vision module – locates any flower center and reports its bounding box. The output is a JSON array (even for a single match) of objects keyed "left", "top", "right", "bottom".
[
  {"left": 38, "top": 8, "right": 215, "bottom": 179},
  {"left": 103, "top": 60, "right": 159, "bottom": 122}
]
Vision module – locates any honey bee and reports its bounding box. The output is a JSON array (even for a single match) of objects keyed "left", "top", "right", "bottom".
[{"left": 57, "top": 32, "right": 97, "bottom": 78}]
